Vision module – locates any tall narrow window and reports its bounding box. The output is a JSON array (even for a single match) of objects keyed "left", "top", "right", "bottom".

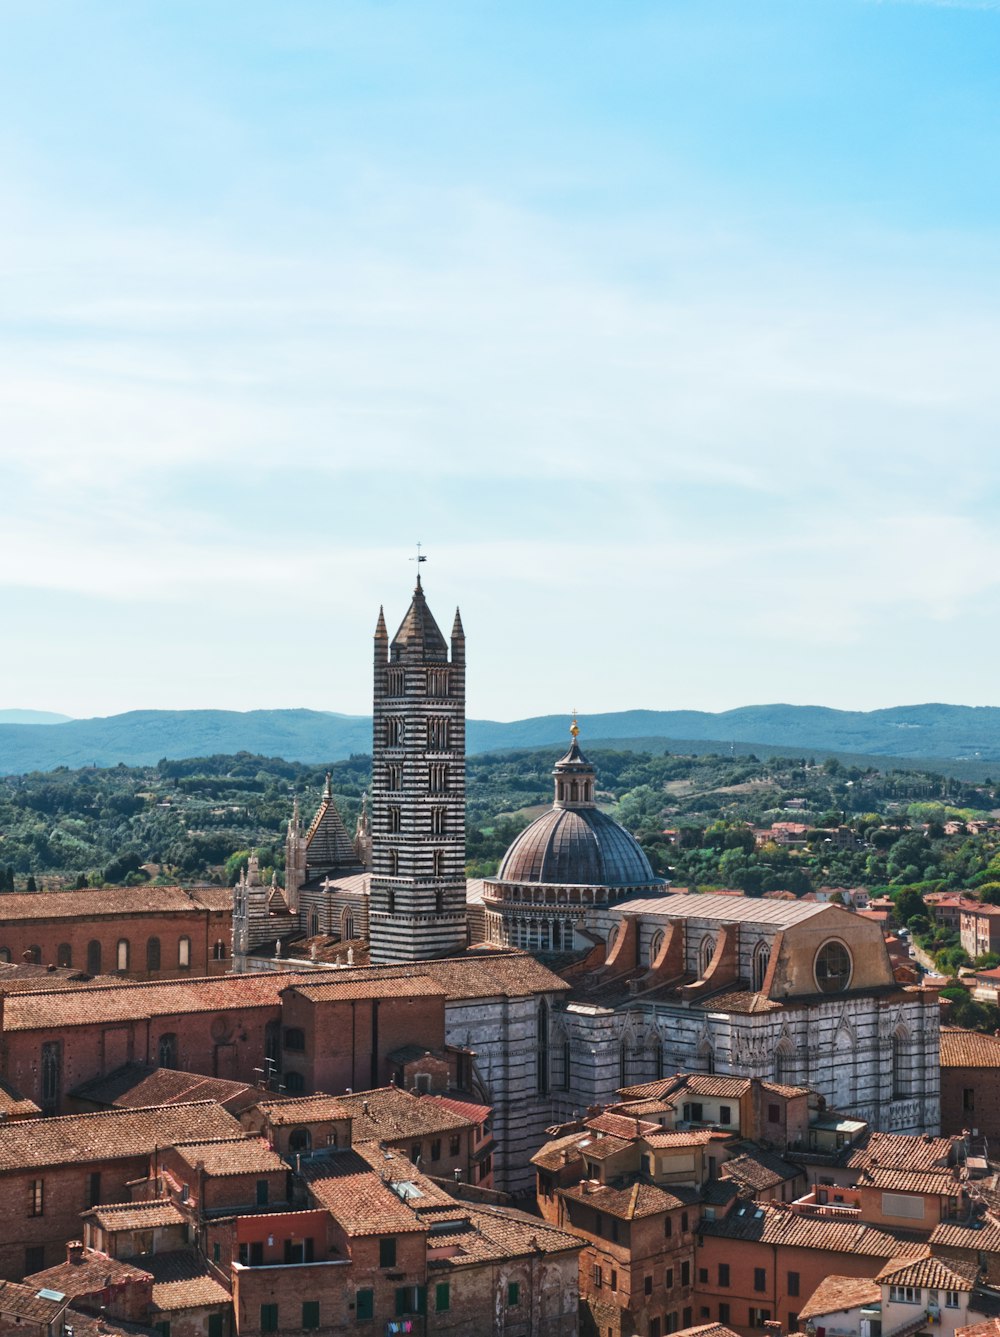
[
  {"left": 427, "top": 669, "right": 449, "bottom": 697},
  {"left": 387, "top": 667, "right": 405, "bottom": 696},
  {"left": 158, "top": 1033, "right": 178, "bottom": 1069},
  {"left": 178, "top": 937, "right": 191, "bottom": 968},
  {"left": 28, "top": 1179, "right": 44, "bottom": 1217},
  {"left": 388, "top": 806, "right": 401, "bottom": 833},
  {"left": 537, "top": 999, "right": 550, "bottom": 1095},
  {"left": 433, "top": 850, "right": 445, "bottom": 877},
  {"left": 387, "top": 717, "right": 405, "bottom": 745},
  {"left": 431, "top": 806, "right": 446, "bottom": 835},
  {"left": 116, "top": 939, "right": 130, "bottom": 972},
  {"left": 41, "top": 1041, "right": 61, "bottom": 1115},
  {"left": 146, "top": 937, "right": 161, "bottom": 972},
  {"left": 212, "top": 940, "right": 226, "bottom": 960},
  {"left": 428, "top": 718, "right": 448, "bottom": 749},
  {"left": 57, "top": 943, "right": 72, "bottom": 968}
]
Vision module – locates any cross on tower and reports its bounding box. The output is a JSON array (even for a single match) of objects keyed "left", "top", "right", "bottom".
[{"left": 410, "top": 542, "right": 427, "bottom": 575}]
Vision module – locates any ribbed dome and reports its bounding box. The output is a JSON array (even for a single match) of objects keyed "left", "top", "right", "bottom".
[{"left": 496, "top": 806, "right": 658, "bottom": 888}]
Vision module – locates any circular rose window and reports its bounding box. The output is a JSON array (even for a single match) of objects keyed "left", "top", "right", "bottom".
[{"left": 815, "top": 940, "right": 852, "bottom": 993}]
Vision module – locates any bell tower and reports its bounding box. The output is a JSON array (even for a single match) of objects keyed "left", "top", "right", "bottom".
[{"left": 368, "top": 575, "right": 467, "bottom": 964}]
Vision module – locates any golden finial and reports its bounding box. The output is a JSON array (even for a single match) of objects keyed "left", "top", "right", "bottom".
[{"left": 570, "top": 710, "right": 579, "bottom": 740}]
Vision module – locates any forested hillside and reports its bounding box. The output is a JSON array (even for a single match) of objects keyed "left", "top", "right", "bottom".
[{"left": 1, "top": 747, "right": 999, "bottom": 900}]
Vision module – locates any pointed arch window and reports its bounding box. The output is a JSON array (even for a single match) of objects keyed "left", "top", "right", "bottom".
[
  {"left": 752, "top": 941, "right": 770, "bottom": 992},
  {"left": 698, "top": 935, "right": 716, "bottom": 978},
  {"left": 649, "top": 930, "right": 664, "bottom": 968},
  {"left": 891, "top": 1028, "right": 910, "bottom": 1099},
  {"left": 388, "top": 806, "right": 402, "bottom": 834},
  {"left": 341, "top": 908, "right": 355, "bottom": 941},
  {"left": 159, "top": 1033, "right": 178, "bottom": 1069}
]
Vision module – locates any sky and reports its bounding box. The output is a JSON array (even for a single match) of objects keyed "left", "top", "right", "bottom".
[{"left": 2, "top": 0, "right": 1000, "bottom": 723}]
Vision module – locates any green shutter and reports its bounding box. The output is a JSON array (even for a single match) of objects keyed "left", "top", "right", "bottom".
[
  {"left": 208, "top": 1315, "right": 223, "bottom": 1337},
  {"left": 508, "top": 1281, "right": 520, "bottom": 1306},
  {"left": 416, "top": 1286, "right": 426, "bottom": 1315},
  {"left": 302, "top": 1301, "right": 320, "bottom": 1330},
  {"left": 356, "top": 1289, "right": 374, "bottom": 1321},
  {"left": 435, "top": 1282, "right": 451, "bottom": 1312},
  {"left": 260, "top": 1304, "right": 278, "bottom": 1333}
]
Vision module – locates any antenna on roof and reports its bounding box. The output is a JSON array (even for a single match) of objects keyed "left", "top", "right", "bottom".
[{"left": 410, "top": 542, "right": 427, "bottom": 588}]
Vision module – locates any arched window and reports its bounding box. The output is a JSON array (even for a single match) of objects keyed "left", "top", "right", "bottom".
[
  {"left": 388, "top": 806, "right": 401, "bottom": 833},
  {"left": 28, "top": 944, "right": 42, "bottom": 965},
  {"left": 649, "top": 930, "right": 664, "bottom": 968},
  {"left": 178, "top": 937, "right": 191, "bottom": 968},
  {"left": 774, "top": 1039, "right": 795, "bottom": 1085},
  {"left": 158, "top": 1033, "right": 178, "bottom": 1069},
  {"left": 341, "top": 908, "right": 355, "bottom": 941},
  {"left": 698, "top": 935, "right": 715, "bottom": 978},
  {"left": 832, "top": 1026, "right": 856, "bottom": 1109},
  {"left": 0, "top": 947, "right": 9, "bottom": 963},
  {"left": 891, "top": 1028, "right": 909, "bottom": 1099},
  {"left": 86, "top": 940, "right": 102, "bottom": 975},
  {"left": 56, "top": 943, "right": 72, "bottom": 968},
  {"left": 552, "top": 921, "right": 562, "bottom": 951},
  {"left": 41, "top": 1040, "right": 61, "bottom": 1115},
  {"left": 388, "top": 849, "right": 399, "bottom": 875},
  {"left": 815, "top": 940, "right": 852, "bottom": 993},
  {"left": 284, "top": 1028, "right": 306, "bottom": 1053},
  {"left": 433, "top": 850, "right": 445, "bottom": 878},
  {"left": 698, "top": 1038, "right": 715, "bottom": 1075},
  {"left": 213, "top": 940, "right": 227, "bottom": 960},
  {"left": 752, "top": 941, "right": 770, "bottom": 992},
  {"left": 146, "top": 937, "right": 161, "bottom": 972},
  {"left": 116, "top": 939, "right": 130, "bottom": 972},
  {"left": 289, "top": 1127, "right": 312, "bottom": 1155}
]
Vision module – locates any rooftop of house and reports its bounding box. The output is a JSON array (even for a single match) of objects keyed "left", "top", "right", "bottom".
[
  {"left": 605, "top": 892, "right": 834, "bottom": 927},
  {"left": 0, "top": 1278, "right": 69, "bottom": 1325},
  {"left": 299, "top": 1148, "right": 433, "bottom": 1235},
  {"left": 0, "top": 886, "right": 231, "bottom": 920},
  {"left": 720, "top": 1146, "right": 804, "bottom": 1194},
  {"left": 558, "top": 1179, "right": 699, "bottom": 1219},
  {"left": 250, "top": 1093, "right": 354, "bottom": 1126},
  {"left": 143, "top": 1251, "right": 232, "bottom": 1312},
  {"left": 671, "top": 1325, "right": 742, "bottom": 1337},
  {"left": 282, "top": 976, "right": 449, "bottom": 1003},
  {"left": 420, "top": 1202, "right": 582, "bottom": 1264},
  {"left": 24, "top": 1248, "right": 152, "bottom": 1298},
  {"left": 878, "top": 1254, "right": 980, "bottom": 1292},
  {"left": 420, "top": 1094, "right": 492, "bottom": 1127},
  {"left": 930, "top": 1219, "right": 1000, "bottom": 1252},
  {"left": 173, "top": 1138, "right": 288, "bottom": 1177},
  {"left": 83, "top": 1199, "right": 188, "bottom": 1232},
  {"left": 3, "top": 971, "right": 320, "bottom": 1031},
  {"left": 798, "top": 1274, "right": 882, "bottom": 1320},
  {"left": 0, "top": 961, "right": 119, "bottom": 992},
  {"left": 337, "top": 1087, "right": 479, "bottom": 1142},
  {"left": 70, "top": 1063, "right": 259, "bottom": 1113},
  {"left": 844, "top": 1130, "right": 955, "bottom": 1173},
  {"left": 941, "top": 1028, "right": 1000, "bottom": 1069},
  {"left": 0, "top": 1076, "right": 41, "bottom": 1119},
  {"left": 858, "top": 1166, "right": 965, "bottom": 1196},
  {"left": 699, "top": 1201, "right": 931, "bottom": 1258},
  {"left": 0, "top": 1103, "right": 242, "bottom": 1171}
]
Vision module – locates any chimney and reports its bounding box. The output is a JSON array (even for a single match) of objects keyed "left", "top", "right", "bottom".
[
  {"left": 67, "top": 1240, "right": 85, "bottom": 1264},
  {"left": 764, "top": 1321, "right": 783, "bottom": 1337}
]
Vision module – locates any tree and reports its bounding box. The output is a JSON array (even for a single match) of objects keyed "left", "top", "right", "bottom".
[
  {"left": 25, "top": 874, "right": 37, "bottom": 892},
  {"left": 892, "top": 887, "right": 927, "bottom": 927}
]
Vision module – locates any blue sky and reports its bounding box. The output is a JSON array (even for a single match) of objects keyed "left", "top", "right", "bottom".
[{"left": 2, "top": 0, "right": 1000, "bottom": 721}]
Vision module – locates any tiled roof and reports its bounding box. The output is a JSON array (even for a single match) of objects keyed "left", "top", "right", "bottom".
[
  {"left": 174, "top": 1138, "right": 287, "bottom": 1177},
  {"left": 644, "top": 1130, "right": 728, "bottom": 1148},
  {"left": 0, "top": 886, "right": 231, "bottom": 920},
  {"left": 585, "top": 1111, "right": 661, "bottom": 1140},
  {"left": 700, "top": 1203, "right": 931, "bottom": 1258},
  {"left": 285, "top": 977, "right": 448, "bottom": 1003},
  {"left": 674, "top": 1325, "right": 742, "bottom": 1337},
  {"left": 761, "top": 1080, "right": 811, "bottom": 1098},
  {"left": 958, "top": 1321, "right": 1000, "bottom": 1337},
  {"left": 694, "top": 989, "right": 783, "bottom": 1014},
  {"left": 426, "top": 1203, "right": 582, "bottom": 1264},
  {"left": 300, "top": 1149, "right": 428, "bottom": 1235},
  {"left": 421, "top": 1094, "right": 492, "bottom": 1126},
  {"left": 303, "top": 786, "right": 361, "bottom": 872},
  {"left": 4, "top": 972, "right": 318, "bottom": 1031},
  {"left": 941, "top": 1028, "right": 1000, "bottom": 1069},
  {"left": 0, "top": 962, "right": 118, "bottom": 992},
  {"left": 798, "top": 1274, "right": 881, "bottom": 1320},
  {"left": 618, "top": 893, "right": 832, "bottom": 926},
  {"left": 84, "top": 1200, "right": 187, "bottom": 1232},
  {"left": 878, "top": 1255, "right": 979, "bottom": 1291},
  {"left": 0, "top": 1278, "right": 68, "bottom": 1324},
  {"left": 558, "top": 1179, "right": 697, "bottom": 1219},
  {"left": 859, "top": 1166, "right": 963, "bottom": 1196},
  {"left": 845, "top": 1130, "right": 954, "bottom": 1172},
  {"left": 570, "top": 1132, "right": 632, "bottom": 1163},
  {"left": 144, "top": 1252, "right": 231, "bottom": 1311},
  {"left": 0, "top": 1077, "right": 41, "bottom": 1119},
  {"left": 70, "top": 1063, "right": 258, "bottom": 1112},
  {"left": 252, "top": 1093, "right": 353, "bottom": 1126},
  {"left": 722, "top": 1147, "right": 804, "bottom": 1192},
  {"left": 338, "top": 1087, "right": 479, "bottom": 1142},
  {"left": 930, "top": 1220, "right": 1000, "bottom": 1251},
  {"left": 25, "top": 1249, "right": 152, "bottom": 1297},
  {"left": 0, "top": 1103, "right": 242, "bottom": 1171},
  {"left": 531, "top": 1132, "right": 588, "bottom": 1172}
]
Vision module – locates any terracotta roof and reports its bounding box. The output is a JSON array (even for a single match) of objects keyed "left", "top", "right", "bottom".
[
  {"left": 421, "top": 1094, "right": 492, "bottom": 1126},
  {"left": 673, "top": 1325, "right": 742, "bottom": 1337},
  {"left": 174, "top": 1138, "right": 287, "bottom": 1177},
  {"left": 0, "top": 1278, "right": 68, "bottom": 1324},
  {"left": 0, "top": 1103, "right": 242, "bottom": 1171},
  {"left": 338, "top": 1087, "right": 479, "bottom": 1142},
  {"left": 941, "top": 1028, "right": 1000, "bottom": 1069},
  {"left": 798, "top": 1274, "right": 882, "bottom": 1320},
  {"left": 284, "top": 977, "right": 448, "bottom": 1003},
  {"left": 531, "top": 1132, "right": 588, "bottom": 1172},
  {"left": 644, "top": 1130, "right": 728, "bottom": 1148},
  {"left": 931, "top": 1220, "right": 1000, "bottom": 1251},
  {"left": 417, "top": 1201, "right": 581, "bottom": 1265},
  {"left": 144, "top": 1252, "right": 231, "bottom": 1312},
  {"left": 0, "top": 886, "right": 230, "bottom": 921},
  {"left": 558, "top": 1179, "right": 697, "bottom": 1219},
  {"left": 252, "top": 1093, "right": 353, "bottom": 1126},
  {"left": 616, "top": 893, "right": 833, "bottom": 926},
  {"left": 859, "top": 1166, "right": 964, "bottom": 1196},
  {"left": 677, "top": 1075, "right": 753, "bottom": 1098},
  {"left": 4, "top": 972, "right": 318, "bottom": 1031},
  {"left": 25, "top": 1249, "right": 152, "bottom": 1298},
  {"left": 70, "top": 1063, "right": 258, "bottom": 1113},
  {"left": 693, "top": 989, "right": 784, "bottom": 1014},
  {"left": 878, "top": 1255, "right": 979, "bottom": 1291},
  {"left": 585, "top": 1111, "right": 661, "bottom": 1140},
  {"left": 0, "top": 962, "right": 118, "bottom": 992},
  {"left": 84, "top": 1200, "right": 187, "bottom": 1232},
  {"left": 958, "top": 1321, "right": 1000, "bottom": 1337},
  {"left": 700, "top": 1202, "right": 931, "bottom": 1258},
  {"left": 300, "top": 1149, "right": 428, "bottom": 1235},
  {"left": 571, "top": 1132, "right": 632, "bottom": 1163},
  {"left": 722, "top": 1147, "right": 804, "bottom": 1193},
  {"left": 845, "top": 1130, "right": 955, "bottom": 1172},
  {"left": 0, "top": 1077, "right": 41, "bottom": 1119}
]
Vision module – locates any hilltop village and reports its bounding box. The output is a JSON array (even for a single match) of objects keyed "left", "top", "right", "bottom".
[{"left": 2, "top": 580, "right": 1000, "bottom": 1337}]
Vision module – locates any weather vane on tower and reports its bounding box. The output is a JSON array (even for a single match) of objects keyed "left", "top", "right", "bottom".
[{"left": 410, "top": 541, "right": 427, "bottom": 587}]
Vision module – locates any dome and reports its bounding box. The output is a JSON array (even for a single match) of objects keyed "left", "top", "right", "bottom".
[{"left": 496, "top": 805, "right": 659, "bottom": 888}]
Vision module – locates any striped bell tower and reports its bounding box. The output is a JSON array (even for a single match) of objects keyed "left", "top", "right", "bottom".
[{"left": 368, "top": 575, "right": 468, "bottom": 964}]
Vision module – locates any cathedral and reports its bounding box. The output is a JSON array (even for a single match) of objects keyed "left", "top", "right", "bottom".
[{"left": 233, "top": 574, "right": 941, "bottom": 1188}]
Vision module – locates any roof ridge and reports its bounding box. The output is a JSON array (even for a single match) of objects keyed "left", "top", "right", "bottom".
[{"left": 5, "top": 1099, "right": 223, "bottom": 1128}]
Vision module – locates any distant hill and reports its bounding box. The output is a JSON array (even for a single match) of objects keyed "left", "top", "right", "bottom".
[
  {"left": 0, "top": 709, "right": 73, "bottom": 726},
  {"left": 2, "top": 702, "right": 1000, "bottom": 777}
]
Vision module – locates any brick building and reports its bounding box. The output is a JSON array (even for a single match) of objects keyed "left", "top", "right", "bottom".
[
  {"left": 939, "top": 1027, "right": 1000, "bottom": 1144},
  {"left": 0, "top": 886, "right": 232, "bottom": 978}
]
